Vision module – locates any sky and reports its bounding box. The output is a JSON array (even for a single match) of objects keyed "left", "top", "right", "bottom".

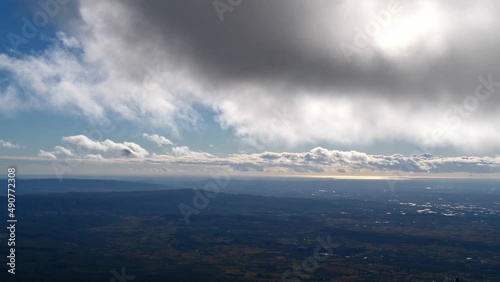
[{"left": 0, "top": 0, "right": 499, "bottom": 178}]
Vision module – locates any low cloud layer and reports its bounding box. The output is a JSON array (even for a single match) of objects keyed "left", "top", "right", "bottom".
[
  {"left": 0, "top": 140, "right": 21, "bottom": 149},
  {"left": 31, "top": 135, "right": 500, "bottom": 176}
]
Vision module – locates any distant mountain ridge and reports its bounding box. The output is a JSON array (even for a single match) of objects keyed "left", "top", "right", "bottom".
[{"left": 0, "top": 179, "right": 171, "bottom": 195}]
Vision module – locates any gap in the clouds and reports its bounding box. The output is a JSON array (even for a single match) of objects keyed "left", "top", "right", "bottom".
[
  {"left": 139, "top": 103, "right": 238, "bottom": 156},
  {"left": 0, "top": 0, "right": 64, "bottom": 54},
  {"left": 0, "top": 69, "right": 13, "bottom": 86},
  {"left": 0, "top": 110, "right": 95, "bottom": 157}
]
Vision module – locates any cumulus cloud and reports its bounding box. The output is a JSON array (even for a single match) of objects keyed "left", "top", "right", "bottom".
[
  {"left": 142, "top": 133, "right": 173, "bottom": 147},
  {"left": 306, "top": 147, "right": 369, "bottom": 165},
  {"left": 36, "top": 146, "right": 73, "bottom": 159},
  {"left": 56, "top": 31, "right": 81, "bottom": 49},
  {"left": 0, "top": 140, "right": 21, "bottom": 149},
  {"left": 37, "top": 150, "right": 57, "bottom": 159},
  {"left": 83, "top": 154, "right": 104, "bottom": 160},
  {"left": 53, "top": 146, "right": 73, "bottom": 157},
  {"left": 62, "top": 135, "right": 149, "bottom": 158},
  {"left": 171, "top": 146, "right": 213, "bottom": 158}
]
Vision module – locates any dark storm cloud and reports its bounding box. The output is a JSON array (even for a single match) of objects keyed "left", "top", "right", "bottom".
[{"left": 95, "top": 0, "right": 500, "bottom": 105}]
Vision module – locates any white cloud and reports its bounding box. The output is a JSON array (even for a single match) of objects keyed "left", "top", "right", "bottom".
[
  {"left": 53, "top": 146, "right": 73, "bottom": 157},
  {"left": 83, "top": 154, "right": 104, "bottom": 160},
  {"left": 37, "top": 150, "right": 57, "bottom": 159},
  {"left": 62, "top": 135, "right": 149, "bottom": 158},
  {"left": 142, "top": 133, "right": 173, "bottom": 147},
  {"left": 0, "top": 27, "right": 198, "bottom": 134},
  {"left": 36, "top": 146, "right": 73, "bottom": 159},
  {"left": 0, "top": 140, "right": 21, "bottom": 149},
  {"left": 56, "top": 31, "right": 81, "bottom": 49},
  {"left": 171, "top": 146, "right": 213, "bottom": 158}
]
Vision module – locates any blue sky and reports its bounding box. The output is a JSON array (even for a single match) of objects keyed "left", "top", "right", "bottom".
[{"left": 1, "top": 0, "right": 500, "bottom": 178}]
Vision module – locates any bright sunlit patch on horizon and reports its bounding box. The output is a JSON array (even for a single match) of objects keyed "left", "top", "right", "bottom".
[
  {"left": 309, "top": 175, "right": 405, "bottom": 180},
  {"left": 288, "top": 173, "right": 500, "bottom": 180}
]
